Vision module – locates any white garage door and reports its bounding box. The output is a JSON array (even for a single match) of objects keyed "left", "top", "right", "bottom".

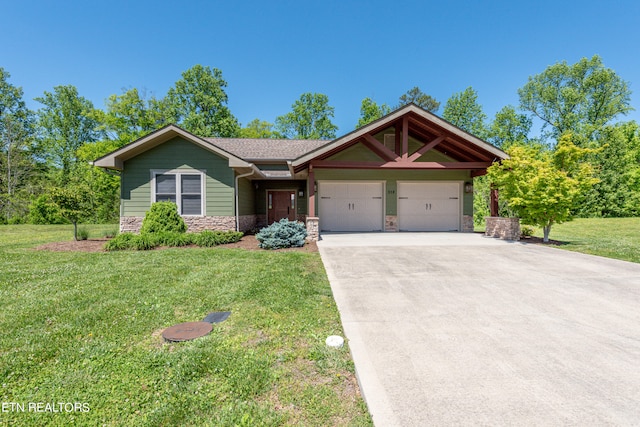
[
  {"left": 397, "top": 182, "right": 461, "bottom": 231},
  {"left": 319, "top": 182, "right": 384, "bottom": 232}
]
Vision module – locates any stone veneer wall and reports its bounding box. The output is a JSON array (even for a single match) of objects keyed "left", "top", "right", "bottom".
[
  {"left": 237, "top": 215, "right": 257, "bottom": 233},
  {"left": 256, "top": 214, "right": 267, "bottom": 230},
  {"left": 485, "top": 217, "right": 520, "bottom": 241},
  {"left": 119, "top": 215, "right": 252, "bottom": 233},
  {"left": 120, "top": 216, "right": 144, "bottom": 233},
  {"left": 305, "top": 216, "right": 319, "bottom": 242},
  {"left": 462, "top": 215, "right": 474, "bottom": 233},
  {"left": 385, "top": 215, "right": 398, "bottom": 232}
]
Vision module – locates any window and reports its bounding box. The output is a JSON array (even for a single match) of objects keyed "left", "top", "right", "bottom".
[{"left": 152, "top": 170, "right": 204, "bottom": 215}]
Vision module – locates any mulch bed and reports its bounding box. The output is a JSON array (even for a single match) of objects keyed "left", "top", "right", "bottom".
[
  {"left": 519, "top": 236, "right": 567, "bottom": 246},
  {"left": 34, "top": 235, "right": 318, "bottom": 253}
]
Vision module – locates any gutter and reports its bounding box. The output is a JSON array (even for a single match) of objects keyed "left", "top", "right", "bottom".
[{"left": 234, "top": 164, "right": 263, "bottom": 232}]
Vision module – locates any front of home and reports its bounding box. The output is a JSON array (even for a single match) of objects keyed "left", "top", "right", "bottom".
[{"left": 93, "top": 104, "right": 508, "bottom": 240}]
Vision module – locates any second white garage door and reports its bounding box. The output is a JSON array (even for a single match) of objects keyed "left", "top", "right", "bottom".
[
  {"left": 397, "top": 182, "right": 461, "bottom": 231},
  {"left": 319, "top": 182, "right": 384, "bottom": 232}
]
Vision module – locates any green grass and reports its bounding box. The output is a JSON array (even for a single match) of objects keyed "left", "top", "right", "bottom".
[
  {"left": 529, "top": 217, "right": 640, "bottom": 263},
  {"left": 0, "top": 225, "right": 372, "bottom": 426},
  {"left": 477, "top": 217, "right": 640, "bottom": 263}
]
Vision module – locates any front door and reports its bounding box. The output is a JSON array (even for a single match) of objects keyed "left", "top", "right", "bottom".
[{"left": 267, "top": 190, "right": 296, "bottom": 224}]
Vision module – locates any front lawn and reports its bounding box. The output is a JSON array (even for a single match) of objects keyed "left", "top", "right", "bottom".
[
  {"left": 0, "top": 225, "right": 371, "bottom": 426},
  {"left": 529, "top": 217, "right": 640, "bottom": 263}
]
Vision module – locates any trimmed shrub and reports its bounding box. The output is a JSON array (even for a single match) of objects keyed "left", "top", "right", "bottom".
[
  {"left": 104, "top": 230, "right": 243, "bottom": 251},
  {"left": 131, "top": 233, "right": 156, "bottom": 250},
  {"left": 140, "top": 202, "right": 187, "bottom": 234},
  {"left": 104, "top": 233, "right": 136, "bottom": 251},
  {"left": 194, "top": 230, "right": 243, "bottom": 247},
  {"left": 155, "top": 231, "right": 194, "bottom": 247},
  {"left": 256, "top": 219, "right": 307, "bottom": 250}
]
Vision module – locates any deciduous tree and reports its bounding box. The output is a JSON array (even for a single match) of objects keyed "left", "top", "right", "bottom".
[
  {"left": 165, "top": 65, "right": 239, "bottom": 137},
  {"left": 487, "top": 105, "right": 532, "bottom": 149},
  {"left": 35, "top": 85, "right": 102, "bottom": 179},
  {"left": 487, "top": 134, "right": 598, "bottom": 242},
  {"left": 275, "top": 93, "right": 338, "bottom": 139},
  {"left": 442, "top": 87, "right": 487, "bottom": 139},
  {"left": 356, "top": 97, "right": 391, "bottom": 129},
  {"left": 518, "top": 55, "right": 632, "bottom": 143},
  {"left": 579, "top": 121, "right": 640, "bottom": 217},
  {"left": 0, "top": 68, "right": 36, "bottom": 222},
  {"left": 92, "top": 87, "right": 167, "bottom": 145},
  {"left": 239, "top": 119, "right": 280, "bottom": 138},
  {"left": 50, "top": 186, "right": 89, "bottom": 240}
]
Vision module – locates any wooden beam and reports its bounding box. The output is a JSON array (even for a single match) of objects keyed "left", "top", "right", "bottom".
[
  {"left": 401, "top": 116, "right": 409, "bottom": 160},
  {"left": 362, "top": 134, "right": 400, "bottom": 162},
  {"left": 308, "top": 166, "right": 315, "bottom": 217},
  {"left": 490, "top": 188, "right": 499, "bottom": 217},
  {"left": 407, "top": 135, "right": 445, "bottom": 162},
  {"left": 470, "top": 169, "right": 487, "bottom": 178},
  {"left": 310, "top": 160, "right": 493, "bottom": 169}
]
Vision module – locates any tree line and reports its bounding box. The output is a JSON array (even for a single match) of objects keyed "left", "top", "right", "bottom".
[{"left": 1, "top": 56, "right": 638, "bottom": 227}]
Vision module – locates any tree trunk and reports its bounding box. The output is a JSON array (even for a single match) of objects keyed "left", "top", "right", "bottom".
[
  {"left": 73, "top": 222, "right": 78, "bottom": 241},
  {"left": 543, "top": 225, "right": 551, "bottom": 243}
]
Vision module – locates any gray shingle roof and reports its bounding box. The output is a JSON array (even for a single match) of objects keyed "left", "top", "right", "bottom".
[{"left": 205, "top": 138, "right": 328, "bottom": 161}]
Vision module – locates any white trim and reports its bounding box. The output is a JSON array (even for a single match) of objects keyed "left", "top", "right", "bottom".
[{"left": 150, "top": 169, "right": 206, "bottom": 216}]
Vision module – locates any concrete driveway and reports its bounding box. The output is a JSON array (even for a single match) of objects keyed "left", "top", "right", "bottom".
[{"left": 318, "top": 233, "right": 640, "bottom": 426}]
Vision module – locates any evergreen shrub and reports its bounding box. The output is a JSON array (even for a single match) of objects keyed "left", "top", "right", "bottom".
[
  {"left": 140, "top": 202, "right": 187, "bottom": 234},
  {"left": 256, "top": 219, "right": 307, "bottom": 250}
]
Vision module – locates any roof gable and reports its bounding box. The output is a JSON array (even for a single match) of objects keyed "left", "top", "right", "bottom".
[
  {"left": 92, "top": 125, "right": 251, "bottom": 170},
  {"left": 292, "top": 103, "right": 508, "bottom": 170}
]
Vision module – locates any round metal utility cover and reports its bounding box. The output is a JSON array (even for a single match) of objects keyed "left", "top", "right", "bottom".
[{"left": 162, "top": 321, "right": 213, "bottom": 342}]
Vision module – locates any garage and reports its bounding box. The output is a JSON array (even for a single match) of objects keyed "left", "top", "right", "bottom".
[
  {"left": 397, "top": 182, "right": 461, "bottom": 231},
  {"left": 318, "top": 182, "right": 384, "bottom": 232}
]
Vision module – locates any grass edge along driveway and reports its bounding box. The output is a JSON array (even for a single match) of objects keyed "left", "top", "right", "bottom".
[{"left": 0, "top": 225, "right": 372, "bottom": 426}]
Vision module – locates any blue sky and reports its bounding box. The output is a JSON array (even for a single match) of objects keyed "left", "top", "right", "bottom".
[{"left": 3, "top": 0, "right": 640, "bottom": 134}]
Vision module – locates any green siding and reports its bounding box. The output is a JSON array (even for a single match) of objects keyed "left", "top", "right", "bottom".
[
  {"left": 254, "top": 180, "right": 307, "bottom": 216},
  {"left": 328, "top": 142, "right": 383, "bottom": 162},
  {"left": 238, "top": 177, "right": 255, "bottom": 216},
  {"left": 415, "top": 149, "right": 454, "bottom": 162},
  {"left": 121, "top": 137, "right": 234, "bottom": 216},
  {"left": 314, "top": 169, "right": 472, "bottom": 216}
]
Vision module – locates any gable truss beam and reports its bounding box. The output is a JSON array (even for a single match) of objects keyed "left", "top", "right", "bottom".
[
  {"left": 406, "top": 135, "right": 446, "bottom": 162},
  {"left": 309, "top": 160, "right": 492, "bottom": 169},
  {"left": 361, "top": 133, "right": 400, "bottom": 162},
  {"left": 401, "top": 116, "right": 409, "bottom": 160}
]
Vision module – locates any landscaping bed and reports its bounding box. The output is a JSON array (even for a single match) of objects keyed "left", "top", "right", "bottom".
[{"left": 35, "top": 234, "right": 318, "bottom": 253}]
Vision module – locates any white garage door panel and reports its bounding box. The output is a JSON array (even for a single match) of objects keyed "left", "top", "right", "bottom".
[
  {"left": 319, "top": 182, "right": 383, "bottom": 232},
  {"left": 398, "top": 182, "right": 460, "bottom": 231}
]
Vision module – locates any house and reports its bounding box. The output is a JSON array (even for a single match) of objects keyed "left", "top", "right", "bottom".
[{"left": 93, "top": 103, "right": 508, "bottom": 241}]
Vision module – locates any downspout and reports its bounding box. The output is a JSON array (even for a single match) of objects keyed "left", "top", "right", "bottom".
[{"left": 234, "top": 165, "right": 258, "bottom": 232}]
